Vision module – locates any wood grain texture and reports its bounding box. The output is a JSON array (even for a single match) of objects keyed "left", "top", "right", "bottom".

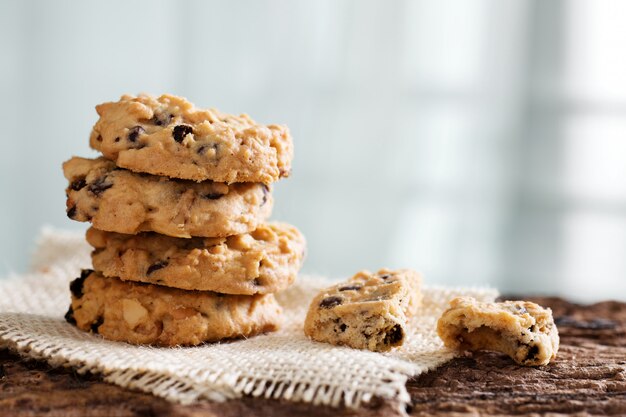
[{"left": 0, "top": 297, "right": 625, "bottom": 417}]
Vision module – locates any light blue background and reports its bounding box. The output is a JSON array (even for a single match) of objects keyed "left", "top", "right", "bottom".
[{"left": 1, "top": 0, "right": 625, "bottom": 301}]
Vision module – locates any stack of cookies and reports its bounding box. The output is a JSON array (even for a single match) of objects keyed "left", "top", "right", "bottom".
[{"left": 62, "top": 94, "right": 305, "bottom": 346}]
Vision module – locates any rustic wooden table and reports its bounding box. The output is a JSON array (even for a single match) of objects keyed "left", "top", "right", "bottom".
[{"left": 1, "top": 296, "right": 625, "bottom": 416}]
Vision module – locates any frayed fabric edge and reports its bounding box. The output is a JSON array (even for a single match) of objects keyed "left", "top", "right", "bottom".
[{"left": 0, "top": 322, "right": 420, "bottom": 409}]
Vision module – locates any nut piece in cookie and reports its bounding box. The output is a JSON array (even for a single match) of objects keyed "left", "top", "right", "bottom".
[
  {"left": 437, "top": 297, "right": 560, "bottom": 366},
  {"left": 66, "top": 270, "right": 283, "bottom": 346},
  {"left": 303, "top": 269, "right": 422, "bottom": 352}
]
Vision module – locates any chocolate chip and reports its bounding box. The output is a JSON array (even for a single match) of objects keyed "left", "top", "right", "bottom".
[
  {"left": 64, "top": 306, "right": 76, "bottom": 326},
  {"left": 114, "top": 137, "right": 120, "bottom": 143},
  {"left": 202, "top": 192, "right": 224, "bottom": 200},
  {"left": 253, "top": 278, "right": 262, "bottom": 286},
  {"left": 70, "top": 177, "right": 87, "bottom": 191},
  {"left": 90, "top": 316, "right": 104, "bottom": 334},
  {"left": 380, "top": 274, "right": 391, "bottom": 280},
  {"left": 66, "top": 205, "right": 77, "bottom": 219},
  {"left": 319, "top": 296, "right": 343, "bottom": 309},
  {"left": 146, "top": 261, "right": 168, "bottom": 275},
  {"left": 172, "top": 125, "right": 193, "bottom": 143},
  {"left": 151, "top": 113, "right": 173, "bottom": 126},
  {"left": 127, "top": 126, "right": 145, "bottom": 143},
  {"left": 261, "top": 184, "right": 270, "bottom": 206},
  {"left": 383, "top": 324, "right": 404, "bottom": 345},
  {"left": 88, "top": 176, "right": 113, "bottom": 196},
  {"left": 339, "top": 285, "right": 362, "bottom": 292},
  {"left": 69, "top": 269, "right": 93, "bottom": 299},
  {"left": 525, "top": 345, "right": 539, "bottom": 361},
  {"left": 96, "top": 135, "right": 103, "bottom": 142},
  {"left": 339, "top": 323, "right": 347, "bottom": 332}
]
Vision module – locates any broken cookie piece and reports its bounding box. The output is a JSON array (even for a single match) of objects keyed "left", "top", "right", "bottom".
[
  {"left": 437, "top": 297, "right": 559, "bottom": 366},
  {"left": 303, "top": 269, "right": 422, "bottom": 352}
]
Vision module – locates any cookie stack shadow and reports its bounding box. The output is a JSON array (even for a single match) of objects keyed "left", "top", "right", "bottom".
[{"left": 62, "top": 94, "right": 305, "bottom": 346}]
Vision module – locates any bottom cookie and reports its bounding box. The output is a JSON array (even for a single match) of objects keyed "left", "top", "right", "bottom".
[
  {"left": 65, "top": 270, "right": 283, "bottom": 346},
  {"left": 437, "top": 297, "right": 559, "bottom": 366}
]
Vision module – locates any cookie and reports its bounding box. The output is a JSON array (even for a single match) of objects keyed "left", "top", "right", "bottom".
[
  {"left": 89, "top": 94, "right": 293, "bottom": 184},
  {"left": 65, "top": 270, "right": 283, "bottom": 346},
  {"left": 437, "top": 297, "right": 560, "bottom": 366},
  {"left": 86, "top": 223, "right": 306, "bottom": 294},
  {"left": 63, "top": 157, "right": 272, "bottom": 238},
  {"left": 303, "top": 269, "right": 422, "bottom": 352}
]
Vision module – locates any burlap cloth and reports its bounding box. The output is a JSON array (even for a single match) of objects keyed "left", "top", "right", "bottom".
[{"left": 0, "top": 228, "right": 497, "bottom": 408}]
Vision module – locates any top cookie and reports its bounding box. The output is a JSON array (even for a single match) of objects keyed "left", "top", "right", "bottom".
[{"left": 89, "top": 94, "right": 293, "bottom": 183}]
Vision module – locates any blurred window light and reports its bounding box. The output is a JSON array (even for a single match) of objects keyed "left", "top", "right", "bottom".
[
  {"left": 402, "top": 0, "right": 489, "bottom": 91},
  {"left": 389, "top": 196, "right": 503, "bottom": 287},
  {"left": 561, "top": 210, "right": 626, "bottom": 300},
  {"left": 390, "top": 199, "right": 457, "bottom": 281},
  {"left": 563, "top": 115, "right": 626, "bottom": 203},
  {"left": 564, "top": 0, "right": 626, "bottom": 102},
  {"left": 394, "top": 103, "right": 474, "bottom": 189},
  {"left": 557, "top": 1, "right": 626, "bottom": 300}
]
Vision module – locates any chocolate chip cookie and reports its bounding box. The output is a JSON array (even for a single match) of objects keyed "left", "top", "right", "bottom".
[
  {"left": 437, "top": 297, "right": 560, "bottom": 366},
  {"left": 87, "top": 223, "right": 306, "bottom": 294},
  {"left": 63, "top": 157, "right": 272, "bottom": 238},
  {"left": 89, "top": 94, "right": 293, "bottom": 184},
  {"left": 303, "top": 269, "right": 422, "bottom": 352},
  {"left": 65, "top": 270, "right": 283, "bottom": 346}
]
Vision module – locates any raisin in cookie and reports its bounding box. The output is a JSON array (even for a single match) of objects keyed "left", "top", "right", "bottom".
[
  {"left": 65, "top": 270, "right": 283, "bottom": 346},
  {"left": 437, "top": 297, "right": 560, "bottom": 366},
  {"left": 303, "top": 269, "right": 422, "bottom": 352},
  {"left": 63, "top": 157, "right": 272, "bottom": 238},
  {"left": 89, "top": 94, "right": 293, "bottom": 184},
  {"left": 87, "top": 223, "right": 306, "bottom": 294}
]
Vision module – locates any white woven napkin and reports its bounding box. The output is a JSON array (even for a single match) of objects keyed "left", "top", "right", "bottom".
[{"left": 0, "top": 228, "right": 497, "bottom": 408}]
